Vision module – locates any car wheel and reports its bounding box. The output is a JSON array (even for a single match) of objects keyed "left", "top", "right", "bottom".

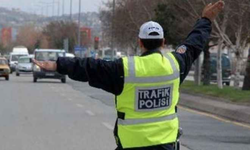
[
  {"left": 33, "top": 77, "right": 37, "bottom": 83},
  {"left": 5, "top": 76, "right": 9, "bottom": 81},
  {"left": 16, "top": 73, "right": 20, "bottom": 76},
  {"left": 61, "top": 78, "right": 66, "bottom": 83},
  {"left": 225, "top": 82, "right": 230, "bottom": 86}
]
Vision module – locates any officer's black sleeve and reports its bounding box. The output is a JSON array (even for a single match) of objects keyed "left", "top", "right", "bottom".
[
  {"left": 172, "top": 18, "right": 212, "bottom": 84},
  {"left": 56, "top": 57, "right": 124, "bottom": 95}
]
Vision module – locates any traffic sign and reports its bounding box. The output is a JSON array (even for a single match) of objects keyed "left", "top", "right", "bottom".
[{"left": 74, "top": 46, "right": 87, "bottom": 52}]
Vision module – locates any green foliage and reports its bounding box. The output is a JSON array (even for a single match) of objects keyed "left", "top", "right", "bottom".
[
  {"left": 181, "top": 81, "right": 250, "bottom": 102},
  {"left": 154, "top": 3, "right": 181, "bottom": 46},
  {"left": 154, "top": 1, "right": 199, "bottom": 47}
]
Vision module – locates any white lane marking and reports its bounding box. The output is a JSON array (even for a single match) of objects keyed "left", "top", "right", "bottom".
[
  {"left": 68, "top": 98, "right": 73, "bottom": 101},
  {"left": 76, "top": 104, "right": 84, "bottom": 108},
  {"left": 102, "top": 122, "right": 114, "bottom": 130},
  {"left": 86, "top": 110, "right": 95, "bottom": 116}
]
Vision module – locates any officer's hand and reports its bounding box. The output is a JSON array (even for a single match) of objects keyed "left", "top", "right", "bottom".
[
  {"left": 32, "top": 59, "right": 57, "bottom": 71},
  {"left": 202, "top": 0, "right": 225, "bottom": 21}
]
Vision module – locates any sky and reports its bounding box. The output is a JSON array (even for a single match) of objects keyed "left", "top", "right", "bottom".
[{"left": 0, "top": 0, "right": 107, "bottom": 15}]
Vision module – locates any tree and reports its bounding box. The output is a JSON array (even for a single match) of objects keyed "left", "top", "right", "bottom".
[
  {"left": 155, "top": 0, "right": 209, "bottom": 86},
  {"left": 242, "top": 49, "right": 250, "bottom": 90},
  {"left": 212, "top": 0, "right": 250, "bottom": 89},
  {"left": 43, "top": 21, "right": 78, "bottom": 53},
  {"left": 163, "top": 0, "right": 250, "bottom": 89},
  {"left": 100, "top": 0, "right": 250, "bottom": 90},
  {"left": 16, "top": 24, "right": 42, "bottom": 53},
  {"left": 154, "top": 2, "right": 187, "bottom": 46},
  {"left": 202, "top": 42, "right": 211, "bottom": 85},
  {"left": 100, "top": 0, "right": 165, "bottom": 54}
]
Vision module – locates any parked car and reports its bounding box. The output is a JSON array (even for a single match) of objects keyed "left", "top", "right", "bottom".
[
  {"left": 65, "top": 53, "right": 75, "bottom": 58},
  {"left": 0, "top": 57, "right": 10, "bottom": 80},
  {"left": 33, "top": 49, "right": 66, "bottom": 83},
  {"left": 202, "top": 53, "right": 231, "bottom": 86},
  {"left": 16, "top": 56, "right": 33, "bottom": 76}
]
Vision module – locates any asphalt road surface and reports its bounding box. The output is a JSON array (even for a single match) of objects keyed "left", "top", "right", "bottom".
[{"left": 0, "top": 74, "right": 249, "bottom": 150}]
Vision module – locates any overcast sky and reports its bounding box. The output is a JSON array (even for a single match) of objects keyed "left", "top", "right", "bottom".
[{"left": 0, "top": 0, "right": 107, "bottom": 15}]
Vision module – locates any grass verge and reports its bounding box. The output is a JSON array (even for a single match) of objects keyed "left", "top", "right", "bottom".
[{"left": 181, "top": 81, "right": 250, "bottom": 103}]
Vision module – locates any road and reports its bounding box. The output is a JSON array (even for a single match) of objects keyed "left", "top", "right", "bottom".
[{"left": 0, "top": 74, "right": 250, "bottom": 150}]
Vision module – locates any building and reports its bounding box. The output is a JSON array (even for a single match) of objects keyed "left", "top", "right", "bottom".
[{"left": 1, "top": 27, "right": 12, "bottom": 47}]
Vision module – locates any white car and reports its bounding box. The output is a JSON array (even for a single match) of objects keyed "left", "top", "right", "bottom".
[
  {"left": 16, "top": 56, "right": 33, "bottom": 76},
  {"left": 66, "top": 53, "right": 75, "bottom": 58},
  {"left": 9, "top": 46, "right": 29, "bottom": 73}
]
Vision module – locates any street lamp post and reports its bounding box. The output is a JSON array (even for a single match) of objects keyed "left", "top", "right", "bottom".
[
  {"left": 62, "top": 0, "right": 65, "bottom": 16},
  {"left": 57, "top": 1, "right": 60, "bottom": 16},
  {"left": 52, "top": 0, "right": 55, "bottom": 16},
  {"left": 111, "top": 0, "right": 115, "bottom": 60},
  {"left": 78, "top": 0, "right": 82, "bottom": 56},
  {"left": 39, "top": 2, "right": 53, "bottom": 17},
  {"left": 40, "top": 7, "right": 44, "bottom": 16},
  {"left": 70, "top": 0, "right": 73, "bottom": 20}
]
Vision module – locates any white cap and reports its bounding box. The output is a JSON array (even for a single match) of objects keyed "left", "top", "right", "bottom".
[{"left": 139, "top": 21, "right": 164, "bottom": 39}]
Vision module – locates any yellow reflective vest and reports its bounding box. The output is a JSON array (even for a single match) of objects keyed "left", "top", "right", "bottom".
[{"left": 116, "top": 52, "right": 180, "bottom": 149}]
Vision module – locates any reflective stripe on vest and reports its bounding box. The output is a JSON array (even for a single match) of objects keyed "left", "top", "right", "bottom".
[
  {"left": 118, "top": 113, "right": 177, "bottom": 125},
  {"left": 125, "top": 54, "right": 179, "bottom": 83}
]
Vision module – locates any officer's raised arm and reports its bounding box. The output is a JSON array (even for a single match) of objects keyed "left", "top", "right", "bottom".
[{"left": 172, "top": 1, "right": 225, "bottom": 84}]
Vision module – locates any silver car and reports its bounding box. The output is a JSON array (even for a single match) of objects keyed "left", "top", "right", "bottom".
[{"left": 16, "top": 56, "right": 33, "bottom": 76}]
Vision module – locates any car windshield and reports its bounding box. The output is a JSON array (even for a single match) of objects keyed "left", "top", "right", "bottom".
[
  {"left": 18, "top": 58, "right": 31, "bottom": 63},
  {"left": 222, "top": 56, "right": 230, "bottom": 68},
  {"left": 11, "top": 55, "right": 27, "bottom": 61},
  {"left": 0, "top": 59, "right": 7, "bottom": 65},
  {"left": 211, "top": 55, "right": 231, "bottom": 68},
  {"left": 35, "top": 52, "right": 64, "bottom": 61}
]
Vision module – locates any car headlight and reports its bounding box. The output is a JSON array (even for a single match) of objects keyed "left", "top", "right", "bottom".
[{"left": 33, "top": 65, "right": 41, "bottom": 72}]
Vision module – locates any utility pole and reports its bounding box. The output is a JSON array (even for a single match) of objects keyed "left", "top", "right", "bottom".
[
  {"left": 78, "top": 0, "right": 82, "bottom": 56},
  {"left": 70, "top": 0, "right": 73, "bottom": 20},
  {"left": 40, "top": 7, "right": 45, "bottom": 16},
  {"left": 39, "top": 2, "right": 53, "bottom": 17},
  {"left": 62, "top": 0, "right": 65, "bottom": 16},
  {"left": 46, "top": 5, "right": 50, "bottom": 16},
  {"left": 57, "top": 1, "right": 60, "bottom": 16},
  {"left": 52, "top": 0, "right": 55, "bottom": 16},
  {"left": 111, "top": 0, "right": 115, "bottom": 60},
  {"left": 41, "top": 7, "right": 44, "bottom": 16}
]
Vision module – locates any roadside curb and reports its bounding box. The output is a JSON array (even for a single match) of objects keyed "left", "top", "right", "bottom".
[{"left": 179, "top": 92, "right": 250, "bottom": 125}]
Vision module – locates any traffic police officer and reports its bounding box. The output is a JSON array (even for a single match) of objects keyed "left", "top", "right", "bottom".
[{"left": 33, "top": 1, "right": 224, "bottom": 149}]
